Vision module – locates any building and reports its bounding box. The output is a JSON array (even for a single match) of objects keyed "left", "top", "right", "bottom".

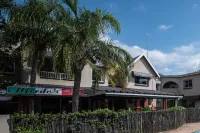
[
  {"left": 1, "top": 52, "right": 182, "bottom": 114},
  {"left": 160, "top": 71, "right": 200, "bottom": 108}
]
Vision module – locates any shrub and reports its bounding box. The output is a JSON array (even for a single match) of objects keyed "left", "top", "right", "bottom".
[
  {"left": 142, "top": 106, "right": 152, "bottom": 111},
  {"left": 9, "top": 109, "right": 134, "bottom": 133},
  {"left": 167, "top": 106, "right": 185, "bottom": 111}
]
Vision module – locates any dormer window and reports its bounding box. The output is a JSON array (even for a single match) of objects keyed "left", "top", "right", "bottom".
[
  {"left": 135, "top": 76, "right": 149, "bottom": 86},
  {"left": 132, "top": 71, "right": 151, "bottom": 86}
]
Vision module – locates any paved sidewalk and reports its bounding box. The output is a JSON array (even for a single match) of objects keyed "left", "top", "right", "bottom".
[
  {"left": 160, "top": 122, "right": 200, "bottom": 133},
  {"left": 0, "top": 115, "right": 10, "bottom": 133}
]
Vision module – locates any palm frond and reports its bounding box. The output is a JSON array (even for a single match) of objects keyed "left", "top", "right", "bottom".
[{"left": 62, "top": 0, "right": 78, "bottom": 17}]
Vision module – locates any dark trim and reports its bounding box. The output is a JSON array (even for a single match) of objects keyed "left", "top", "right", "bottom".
[
  {"left": 183, "top": 87, "right": 193, "bottom": 89},
  {"left": 135, "top": 83, "right": 149, "bottom": 87}
]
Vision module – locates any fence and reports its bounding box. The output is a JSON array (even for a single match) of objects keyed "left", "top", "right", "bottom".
[
  {"left": 39, "top": 71, "right": 73, "bottom": 80},
  {"left": 8, "top": 108, "right": 200, "bottom": 133}
]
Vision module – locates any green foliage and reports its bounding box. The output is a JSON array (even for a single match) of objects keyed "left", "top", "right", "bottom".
[
  {"left": 9, "top": 109, "right": 134, "bottom": 133},
  {"left": 142, "top": 106, "right": 152, "bottom": 111},
  {"left": 16, "top": 127, "right": 45, "bottom": 133},
  {"left": 8, "top": 108, "right": 189, "bottom": 133},
  {"left": 167, "top": 106, "right": 185, "bottom": 111}
]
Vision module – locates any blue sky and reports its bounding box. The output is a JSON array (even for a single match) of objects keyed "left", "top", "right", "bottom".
[
  {"left": 16, "top": 0, "right": 200, "bottom": 75},
  {"left": 79, "top": 0, "right": 200, "bottom": 75}
]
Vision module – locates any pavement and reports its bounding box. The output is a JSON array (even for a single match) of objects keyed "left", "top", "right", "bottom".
[
  {"left": 160, "top": 122, "right": 200, "bottom": 133},
  {"left": 0, "top": 115, "right": 10, "bottom": 133}
]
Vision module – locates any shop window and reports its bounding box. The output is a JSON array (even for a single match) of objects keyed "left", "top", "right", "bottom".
[
  {"left": 135, "top": 76, "right": 149, "bottom": 86},
  {"left": 184, "top": 80, "right": 192, "bottom": 89},
  {"left": 163, "top": 81, "right": 179, "bottom": 88},
  {"left": 188, "top": 101, "right": 195, "bottom": 108}
]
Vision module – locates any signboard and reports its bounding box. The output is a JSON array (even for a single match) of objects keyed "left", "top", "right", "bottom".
[
  {"left": 7, "top": 86, "right": 84, "bottom": 96},
  {"left": 7, "top": 86, "right": 35, "bottom": 95},
  {"left": 35, "top": 88, "right": 62, "bottom": 95},
  {"left": 7, "top": 86, "right": 62, "bottom": 95},
  {"left": 62, "top": 89, "right": 84, "bottom": 96},
  {"left": 0, "top": 90, "right": 12, "bottom": 101}
]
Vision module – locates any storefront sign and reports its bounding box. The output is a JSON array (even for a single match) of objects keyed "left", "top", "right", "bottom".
[
  {"left": 7, "top": 86, "right": 36, "bottom": 95},
  {"left": 7, "top": 86, "right": 84, "bottom": 96},
  {"left": 7, "top": 86, "right": 62, "bottom": 95},
  {"left": 0, "top": 90, "right": 12, "bottom": 101},
  {"left": 35, "top": 88, "right": 61, "bottom": 95},
  {"left": 62, "top": 89, "right": 84, "bottom": 96}
]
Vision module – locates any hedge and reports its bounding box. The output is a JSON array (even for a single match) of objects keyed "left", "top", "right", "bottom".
[{"left": 8, "top": 107, "right": 188, "bottom": 133}]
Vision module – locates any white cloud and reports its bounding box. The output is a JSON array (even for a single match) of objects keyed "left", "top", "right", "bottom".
[
  {"left": 174, "top": 44, "right": 195, "bottom": 53},
  {"left": 133, "top": 3, "right": 146, "bottom": 12},
  {"left": 174, "top": 42, "right": 200, "bottom": 53},
  {"left": 193, "top": 4, "right": 198, "bottom": 9},
  {"left": 108, "top": 3, "right": 117, "bottom": 9},
  {"left": 158, "top": 25, "right": 173, "bottom": 30},
  {"left": 163, "top": 67, "right": 172, "bottom": 73},
  {"left": 101, "top": 35, "right": 200, "bottom": 75}
]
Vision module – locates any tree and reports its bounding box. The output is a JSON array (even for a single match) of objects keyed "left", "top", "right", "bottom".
[
  {"left": 3, "top": 0, "right": 63, "bottom": 85},
  {"left": 0, "top": 0, "right": 13, "bottom": 20},
  {"left": 52, "top": 0, "right": 133, "bottom": 112}
]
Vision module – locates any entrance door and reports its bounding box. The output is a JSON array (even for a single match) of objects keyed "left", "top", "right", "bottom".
[{"left": 41, "top": 97, "right": 60, "bottom": 113}]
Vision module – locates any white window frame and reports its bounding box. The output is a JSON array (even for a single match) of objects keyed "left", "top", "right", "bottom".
[
  {"left": 184, "top": 79, "right": 192, "bottom": 89},
  {"left": 135, "top": 76, "right": 149, "bottom": 86}
]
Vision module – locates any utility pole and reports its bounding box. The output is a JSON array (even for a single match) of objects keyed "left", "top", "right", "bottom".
[{"left": 145, "top": 34, "right": 150, "bottom": 58}]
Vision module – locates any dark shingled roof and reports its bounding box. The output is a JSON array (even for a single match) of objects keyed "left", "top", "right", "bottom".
[{"left": 89, "top": 86, "right": 182, "bottom": 96}]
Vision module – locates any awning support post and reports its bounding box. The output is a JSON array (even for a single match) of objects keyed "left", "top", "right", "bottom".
[
  {"left": 136, "top": 99, "right": 140, "bottom": 112},
  {"left": 175, "top": 99, "right": 178, "bottom": 107},
  {"left": 144, "top": 99, "right": 148, "bottom": 107},
  {"left": 163, "top": 99, "right": 167, "bottom": 110}
]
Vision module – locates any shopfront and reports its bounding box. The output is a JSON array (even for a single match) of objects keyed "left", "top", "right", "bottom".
[
  {"left": 7, "top": 85, "right": 183, "bottom": 114},
  {"left": 0, "top": 89, "right": 18, "bottom": 114},
  {"left": 7, "top": 86, "right": 86, "bottom": 114}
]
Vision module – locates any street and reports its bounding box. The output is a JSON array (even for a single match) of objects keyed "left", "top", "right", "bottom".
[{"left": 0, "top": 115, "right": 9, "bottom": 133}]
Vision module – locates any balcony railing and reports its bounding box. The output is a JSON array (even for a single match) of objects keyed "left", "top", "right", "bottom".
[{"left": 39, "top": 71, "right": 73, "bottom": 80}]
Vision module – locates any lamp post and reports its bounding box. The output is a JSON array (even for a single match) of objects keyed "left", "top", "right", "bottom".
[{"left": 145, "top": 34, "right": 150, "bottom": 58}]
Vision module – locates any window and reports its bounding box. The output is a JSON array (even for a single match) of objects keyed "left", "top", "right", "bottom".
[
  {"left": 135, "top": 76, "right": 149, "bottom": 86},
  {"left": 184, "top": 80, "right": 192, "bottom": 89},
  {"left": 163, "top": 81, "right": 179, "bottom": 88},
  {"left": 156, "top": 84, "right": 160, "bottom": 90}
]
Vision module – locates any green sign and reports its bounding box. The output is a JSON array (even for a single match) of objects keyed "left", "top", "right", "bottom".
[{"left": 7, "top": 86, "right": 36, "bottom": 95}]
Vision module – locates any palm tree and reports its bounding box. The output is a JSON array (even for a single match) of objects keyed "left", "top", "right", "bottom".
[
  {"left": 0, "top": 0, "right": 13, "bottom": 19},
  {"left": 53, "top": 0, "right": 133, "bottom": 112},
  {"left": 3, "top": 0, "right": 63, "bottom": 85}
]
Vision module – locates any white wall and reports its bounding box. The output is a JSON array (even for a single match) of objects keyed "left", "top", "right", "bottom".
[
  {"left": 127, "top": 57, "right": 158, "bottom": 91},
  {"left": 161, "top": 74, "right": 200, "bottom": 96},
  {"left": 22, "top": 64, "right": 93, "bottom": 87}
]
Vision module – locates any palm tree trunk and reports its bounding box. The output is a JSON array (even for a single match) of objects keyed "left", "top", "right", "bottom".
[
  {"left": 30, "top": 50, "right": 39, "bottom": 85},
  {"left": 72, "top": 68, "right": 82, "bottom": 112},
  {"left": 29, "top": 49, "right": 39, "bottom": 114}
]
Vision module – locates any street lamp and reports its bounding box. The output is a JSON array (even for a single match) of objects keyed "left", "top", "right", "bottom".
[{"left": 145, "top": 34, "right": 150, "bottom": 58}]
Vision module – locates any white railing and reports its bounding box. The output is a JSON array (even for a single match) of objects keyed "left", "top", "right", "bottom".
[{"left": 40, "top": 71, "right": 72, "bottom": 80}]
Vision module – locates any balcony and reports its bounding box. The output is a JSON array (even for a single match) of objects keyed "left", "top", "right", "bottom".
[{"left": 39, "top": 71, "right": 73, "bottom": 80}]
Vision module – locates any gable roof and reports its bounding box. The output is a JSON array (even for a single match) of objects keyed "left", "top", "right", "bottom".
[{"left": 133, "top": 53, "right": 160, "bottom": 78}]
